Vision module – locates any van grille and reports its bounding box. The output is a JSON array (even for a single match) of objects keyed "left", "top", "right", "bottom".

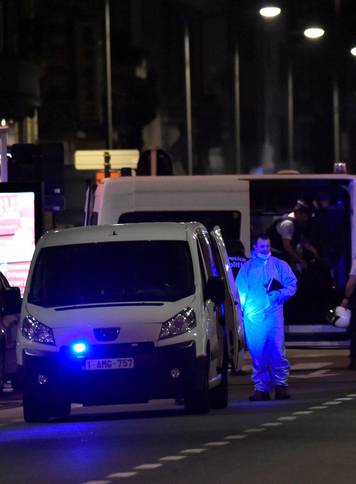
[
  {"left": 94, "top": 327, "right": 120, "bottom": 341},
  {"left": 60, "top": 342, "right": 155, "bottom": 359}
]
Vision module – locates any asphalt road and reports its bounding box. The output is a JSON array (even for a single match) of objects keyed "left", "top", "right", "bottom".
[{"left": 1, "top": 349, "right": 356, "bottom": 484}]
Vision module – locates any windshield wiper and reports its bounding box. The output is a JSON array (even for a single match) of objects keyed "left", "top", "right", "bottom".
[{"left": 54, "top": 302, "right": 165, "bottom": 311}]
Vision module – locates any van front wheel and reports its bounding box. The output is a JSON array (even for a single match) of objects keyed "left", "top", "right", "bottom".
[
  {"left": 23, "top": 394, "right": 49, "bottom": 423},
  {"left": 184, "top": 358, "right": 210, "bottom": 414},
  {"left": 209, "top": 344, "right": 228, "bottom": 409}
]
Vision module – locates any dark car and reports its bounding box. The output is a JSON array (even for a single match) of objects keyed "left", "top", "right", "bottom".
[{"left": 0, "top": 272, "right": 22, "bottom": 391}]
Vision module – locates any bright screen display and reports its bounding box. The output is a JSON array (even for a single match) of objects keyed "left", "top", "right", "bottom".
[{"left": 0, "top": 192, "right": 36, "bottom": 294}]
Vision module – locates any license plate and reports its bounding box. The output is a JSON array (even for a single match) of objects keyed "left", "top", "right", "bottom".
[{"left": 83, "top": 357, "right": 134, "bottom": 370}]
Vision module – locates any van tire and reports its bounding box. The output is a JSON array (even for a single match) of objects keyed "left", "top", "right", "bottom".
[
  {"left": 23, "top": 395, "right": 49, "bottom": 423},
  {"left": 184, "top": 358, "right": 210, "bottom": 414},
  {"left": 209, "top": 344, "right": 228, "bottom": 409},
  {"left": 54, "top": 400, "right": 71, "bottom": 419}
]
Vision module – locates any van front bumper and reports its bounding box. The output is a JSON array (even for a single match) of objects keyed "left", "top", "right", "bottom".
[{"left": 22, "top": 340, "right": 207, "bottom": 405}]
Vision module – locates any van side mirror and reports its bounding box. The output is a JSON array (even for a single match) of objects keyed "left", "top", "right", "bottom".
[
  {"left": 205, "top": 276, "right": 225, "bottom": 305},
  {"left": 1, "top": 287, "right": 22, "bottom": 315}
]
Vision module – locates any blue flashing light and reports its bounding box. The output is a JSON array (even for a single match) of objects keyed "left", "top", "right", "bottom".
[{"left": 71, "top": 341, "right": 88, "bottom": 355}]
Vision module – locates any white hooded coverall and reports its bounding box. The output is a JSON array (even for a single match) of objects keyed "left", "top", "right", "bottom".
[{"left": 236, "top": 255, "right": 297, "bottom": 392}]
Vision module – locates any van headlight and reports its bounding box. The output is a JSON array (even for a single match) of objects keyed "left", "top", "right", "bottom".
[
  {"left": 159, "top": 308, "right": 196, "bottom": 340},
  {"left": 22, "top": 315, "right": 55, "bottom": 345}
]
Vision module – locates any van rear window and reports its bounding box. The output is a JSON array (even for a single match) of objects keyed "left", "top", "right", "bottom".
[{"left": 28, "top": 241, "right": 195, "bottom": 307}]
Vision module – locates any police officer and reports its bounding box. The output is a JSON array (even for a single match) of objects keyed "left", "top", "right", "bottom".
[
  {"left": 268, "top": 200, "right": 318, "bottom": 273},
  {"left": 236, "top": 234, "right": 297, "bottom": 401},
  {"left": 228, "top": 240, "right": 249, "bottom": 280}
]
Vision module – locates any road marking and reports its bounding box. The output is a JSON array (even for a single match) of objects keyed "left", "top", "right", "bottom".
[
  {"left": 261, "top": 422, "right": 282, "bottom": 427},
  {"left": 181, "top": 448, "right": 207, "bottom": 454},
  {"left": 83, "top": 481, "right": 110, "bottom": 484},
  {"left": 107, "top": 472, "right": 138, "bottom": 478},
  {"left": 159, "top": 456, "right": 187, "bottom": 462},
  {"left": 78, "top": 390, "right": 356, "bottom": 484},
  {"left": 224, "top": 434, "right": 247, "bottom": 440},
  {"left": 204, "top": 441, "right": 230, "bottom": 446},
  {"left": 134, "top": 464, "right": 163, "bottom": 470},
  {"left": 291, "top": 362, "right": 331, "bottom": 370},
  {"left": 290, "top": 369, "right": 337, "bottom": 379}
]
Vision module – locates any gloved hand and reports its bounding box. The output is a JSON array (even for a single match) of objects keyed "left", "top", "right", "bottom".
[{"left": 268, "top": 290, "right": 280, "bottom": 303}]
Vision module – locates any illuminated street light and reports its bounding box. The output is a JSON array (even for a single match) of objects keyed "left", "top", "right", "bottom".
[
  {"left": 350, "top": 47, "right": 356, "bottom": 57},
  {"left": 259, "top": 6, "right": 281, "bottom": 18},
  {"left": 261, "top": 10, "right": 326, "bottom": 169},
  {"left": 303, "top": 27, "right": 325, "bottom": 39}
]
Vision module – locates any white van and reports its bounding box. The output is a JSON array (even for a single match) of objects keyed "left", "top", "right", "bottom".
[
  {"left": 85, "top": 175, "right": 251, "bottom": 250},
  {"left": 17, "top": 222, "right": 244, "bottom": 422}
]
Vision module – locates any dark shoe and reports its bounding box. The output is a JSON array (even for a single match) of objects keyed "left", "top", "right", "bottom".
[
  {"left": 275, "top": 386, "right": 290, "bottom": 400},
  {"left": 249, "top": 391, "right": 270, "bottom": 402},
  {"left": 348, "top": 360, "right": 356, "bottom": 370}
]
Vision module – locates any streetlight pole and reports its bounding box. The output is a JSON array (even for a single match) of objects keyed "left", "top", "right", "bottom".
[
  {"left": 184, "top": 19, "right": 193, "bottom": 175},
  {"left": 259, "top": 5, "right": 282, "bottom": 172},
  {"left": 287, "top": 59, "right": 294, "bottom": 169},
  {"left": 105, "top": 0, "right": 113, "bottom": 149},
  {"left": 333, "top": 73, "right": 340, "bottom": 166},
  {"left": 233, "top": 35, "right": 241, "bottom": 174},
  {"left": 0, "top": 123, "right": 8, "bottom": 182}
]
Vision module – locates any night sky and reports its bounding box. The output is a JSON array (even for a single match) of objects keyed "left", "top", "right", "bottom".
[{"left": 2, "top": 0, "right": 356, "bottom": 184}]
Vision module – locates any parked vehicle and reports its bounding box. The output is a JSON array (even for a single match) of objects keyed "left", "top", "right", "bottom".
[
  {"left": 0, "top": 271, "right": 22, "bottom": 391},
  {"left": 85, "top": 173, "right": 356, "bottom": 348},
  {"left": 17, "top": 222, "right": 244, "bottom": 422}
]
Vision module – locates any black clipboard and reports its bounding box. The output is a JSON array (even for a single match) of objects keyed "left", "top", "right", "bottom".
[{"left": 265, "top": 278, "right": 283, "bottom": 293}]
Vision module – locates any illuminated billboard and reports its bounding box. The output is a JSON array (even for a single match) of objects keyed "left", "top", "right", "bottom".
[{"left": 0, "top": 184, "right": 41, "bottom": 295}]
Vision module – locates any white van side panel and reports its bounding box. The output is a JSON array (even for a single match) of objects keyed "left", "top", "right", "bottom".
[{"left": 95, "top": 176, "right": 251, "bottom": 251}]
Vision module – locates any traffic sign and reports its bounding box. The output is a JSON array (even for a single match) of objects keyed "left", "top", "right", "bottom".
[{"left": 74, "top": 149, "right": 139, "bottom": 170}]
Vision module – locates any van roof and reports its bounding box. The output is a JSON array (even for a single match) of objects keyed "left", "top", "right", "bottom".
[{"left": 39, "top": 222, "right": 206, "bottom": 247}]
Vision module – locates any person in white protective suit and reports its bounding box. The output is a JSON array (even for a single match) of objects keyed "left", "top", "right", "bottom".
[{"left": 236, "top": 234, "right": 297, "bottom": 401}]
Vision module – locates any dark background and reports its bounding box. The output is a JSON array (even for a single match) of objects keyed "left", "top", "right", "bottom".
[{"left": 1, "top": 0, "right": 356, "bottom": 225}]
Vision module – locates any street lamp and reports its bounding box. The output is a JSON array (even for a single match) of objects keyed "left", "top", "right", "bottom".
[
  {"left": 303, "top": 27, "right": 325, "bottom": 39},
  {"left": 232, "top": 3, "right": 282, "bottom": 173},
  {"left": 287, "top": 27, "right": 325, "bottom": 170},
  {"left": 260, "top": 7, "right": 326, "bottom": 170},
  {"left": 350, "top": 47, "right": 356, "bottom": 57},
  {"left": 259, "top": 6, "right": 281, "bottom": 19}
]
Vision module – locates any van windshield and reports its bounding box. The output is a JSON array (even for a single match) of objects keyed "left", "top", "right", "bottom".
[
  {"left": 28, "top": 241, "right": 195, "bottom": 307},
  {"left": 119, "top": 211, "right": 241, "bottom": 249}
]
